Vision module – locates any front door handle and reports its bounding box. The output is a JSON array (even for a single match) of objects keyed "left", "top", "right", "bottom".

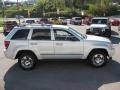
[
  {"left": 30, "top": 43, "right": 37, "bottom": 45},
  {"left": 56, "top": 43, "right": 63, "bottom": 46}
]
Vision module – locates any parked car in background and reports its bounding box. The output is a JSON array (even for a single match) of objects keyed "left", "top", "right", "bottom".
[
  {"left": 118, "top": 24, "right": 120, "bottom": 31},
  {"left": 50, "top": 18, "right": 62, "bottom": 25},
  {"left": 86, "top": 17, "right": 111, "bottom": 38},
  {"left": 83, "top": 16, "right": 92, "bottom": 25},
  {"left": 4, "top": 24, "right": 114, "bottom": 70},
  {"left": 23, "top": 19, "right": 36, "bottom": 24},
  {"left": 58, "top": 17, "right": 67, "bottom": 25},
  {"left": 110, "top": 18, "right": 120, "bottom": 26},
  {"left": 3, "top": 21, "right": 18, "bottom": 36},
  {"left": 38, "top": 18, "right": 50, "bottom": 24},
  {"left": 70, "top": 17, "right": 82, "bottom": 25}
]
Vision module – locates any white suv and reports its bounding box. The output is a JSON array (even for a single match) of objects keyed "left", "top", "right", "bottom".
[{"left": 4, "top": 24, "right": 114, "bottom": 70}]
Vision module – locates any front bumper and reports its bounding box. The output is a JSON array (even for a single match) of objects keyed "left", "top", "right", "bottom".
[{"left": 108, "top": 47, "right": 115, "bottom": 58}]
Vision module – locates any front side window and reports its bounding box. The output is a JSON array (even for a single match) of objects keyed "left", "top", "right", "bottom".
[
  {"left": 11, "top": 29, "right": 30, "bottom": 40},
  {"left": 31, "top": 29, "right": 51, "bottom": 40},
  {"left": 53, "top": 29, "right": 79, "bottom": 41}
]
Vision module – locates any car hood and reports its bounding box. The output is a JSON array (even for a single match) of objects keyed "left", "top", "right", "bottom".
[
  {"left": 90, "top": 24, "right": 107, "bottom": 28},
  {"left": 86, "top": 35, "right": 111, "bottom": 43}
]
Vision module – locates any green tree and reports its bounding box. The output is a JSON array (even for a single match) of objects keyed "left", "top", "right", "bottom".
[
  {"left": 55, "top": 0, "right": 65, "bottom": 14},
  {"left": 96, "top": 0, "right": 112, "bottom": 16},
  {"left": 87, "top": 4, "right": 96, "bottom": 16}
]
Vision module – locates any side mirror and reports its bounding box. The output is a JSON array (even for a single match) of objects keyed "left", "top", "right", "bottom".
[{"left": 67, "top": 37, "right": 79, "bottom": 41}]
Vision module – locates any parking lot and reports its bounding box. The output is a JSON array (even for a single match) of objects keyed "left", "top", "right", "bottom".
[{"left": 0, "top": 25, "right": 120, "bottom": 90}]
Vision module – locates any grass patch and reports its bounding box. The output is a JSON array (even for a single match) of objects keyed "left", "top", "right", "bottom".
[
  {"left": 0, "top": 18, "right": 4, "bottom": 27},
  {"left": 0, "top": 27, "right": 3, "bottom": 33}
]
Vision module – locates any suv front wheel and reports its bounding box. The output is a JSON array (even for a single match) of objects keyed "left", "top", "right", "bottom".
[
  {"left": 18, "top": 52, "right": 37, "bottom": 70},
  {"left": 88, "top": 50, "right": 108, "bottom": 67}
]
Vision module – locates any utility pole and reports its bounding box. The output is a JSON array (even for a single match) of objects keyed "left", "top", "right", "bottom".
[
  {"left": 17, "top": 0, "right": 19, "bottom": 10},
  {"left": 17, "top": 0, "right": 20, "bottom": 25},
  {"left": 2, "top": 0, "right": 5, "bottom": 27},
  {"left": 2, "top": 0, "right": 5, "bottom": 18}
]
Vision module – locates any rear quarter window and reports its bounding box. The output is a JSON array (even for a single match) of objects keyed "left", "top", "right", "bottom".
[{"left": 11, "top": 29, "right": 30, "bottom": 40}]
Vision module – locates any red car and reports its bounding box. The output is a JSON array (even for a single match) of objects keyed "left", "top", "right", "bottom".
[
  {"left": 38, "top": 18, "right": 50, "bottom": 24},
  {"left": 3, "top": 21, "right": 18, "bottom": 36},
  {"left": 83, "top": 16, "right": 92, "bottom": 25},
  {"left": 110, "top": 18, "right": 120, "bottom": 26}
]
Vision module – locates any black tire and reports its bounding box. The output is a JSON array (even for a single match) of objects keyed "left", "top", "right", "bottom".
[
  {"left": 18, "top": 52, "right": 37, "bottom": 70},
  {"left": 86, "top": 31, "right": 90, "bottom": 34},
  {"left": 79, "top": 23, "right": 82, "bottom": 25},
  {"left": 105, "top": 29, "right": 111, "bottom": 38},
  {"left": 88, "top": 50, "right": 108, "bottom": 67}
]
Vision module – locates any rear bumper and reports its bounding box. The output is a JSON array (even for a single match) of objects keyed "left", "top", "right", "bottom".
[{"left": 4, "top": 49, "right": 15, "bottom": 59}]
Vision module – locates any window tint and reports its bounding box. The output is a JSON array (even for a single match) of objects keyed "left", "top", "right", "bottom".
[
  {"left": 11, "top": 29, "right": 29, "bottom": 40},
  {"left": 54, "top": 29, "right": 79, "bottom": 41},
  {"left": 31, "top": 29, "right": 51, "bottom": 40},
  {"left": 26, "top": 20, "right": 35, "bottom": 23},
  {"left": 75, "top": 17, "right": 81, "bottom": 20}
]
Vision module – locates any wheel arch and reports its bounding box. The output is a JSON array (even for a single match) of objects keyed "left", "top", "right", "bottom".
[
  {"left": 15, "top": 50, "right": 38, "bottom": 60},
  {"left": 87, "top": 48, "right": 109, "bottom": 59}
]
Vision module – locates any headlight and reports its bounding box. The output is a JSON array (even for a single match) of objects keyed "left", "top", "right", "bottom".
[{"left": 102, "top": 28, "right": 105, "bottom": 32}]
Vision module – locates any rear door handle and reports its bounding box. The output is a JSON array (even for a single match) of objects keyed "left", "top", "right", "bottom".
[{"left": 56, "top": 43, "right": 63, "bottom": 46}]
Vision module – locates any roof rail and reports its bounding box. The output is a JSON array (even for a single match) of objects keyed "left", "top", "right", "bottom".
[
  {"left": 17, "top": 23, "right": 52, "bottom": 28},
  {"left": 26, "top": 23, "right": 52, "bottom": 26}
]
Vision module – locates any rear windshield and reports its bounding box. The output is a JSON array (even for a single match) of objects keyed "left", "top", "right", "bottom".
[
  {"left": 11, "top": 29, "right": 30, "bottom": 40},
  {"left": 5, "top": 21, "right": 17, "bottom": 24},
  {"left": 26, "top": 20, "right": 35, "bottom": 23},
  {"left": 40, "top": 19, "right": 48, "bottom": 21},
  {"left": 92, "top": 19, "right": 107, "bottom": 24}
]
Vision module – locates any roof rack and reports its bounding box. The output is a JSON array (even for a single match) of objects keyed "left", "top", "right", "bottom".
[{"left": 18, "top": 23, "right": 52, "bottom": 28}]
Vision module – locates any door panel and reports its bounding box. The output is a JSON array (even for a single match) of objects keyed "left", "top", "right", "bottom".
[
  {"left": 29, "top": 28, "right": 54, "bottom": 59},
  {"left": 53, "top": 29, "right": 84, "bottom": 59},
  {"left": 29, "top": 40, "right": 54, "bottom": 59},
  {"left": 54, "top": 41, "right": 83, "bottom": 59}
]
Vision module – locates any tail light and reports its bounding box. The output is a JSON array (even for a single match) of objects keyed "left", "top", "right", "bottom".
[{"left": 4, "top": 41, "right": 10, "bottom": 49}]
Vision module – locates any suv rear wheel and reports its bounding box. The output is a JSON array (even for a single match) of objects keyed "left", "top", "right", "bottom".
[
  {"left": 18, "top": 52, "right": 37, "bottom": 70},
  {"left": 88, "top": 50, "right": 108, "bottom": 67}
]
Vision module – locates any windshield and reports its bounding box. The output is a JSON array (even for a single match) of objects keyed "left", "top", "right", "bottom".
[
  {"left": 69, "top": 27, "right": 86, "bottom": 39},
  {"left": 75, "top": 17, "right": 81, "bottom": 20},
  {"left": 92, "top": 19, "right": 107, "bottom": 24}
]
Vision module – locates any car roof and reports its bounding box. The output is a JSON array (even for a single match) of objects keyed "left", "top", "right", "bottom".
[{"left": 92, "top": 17, "right": 108, "bottom": 19}]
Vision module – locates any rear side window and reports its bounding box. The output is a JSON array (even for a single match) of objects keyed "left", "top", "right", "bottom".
[
  {"left": 31, "top": 29, "right": 51, "bottom": 40},
  {"left": 11, "top": 29, "right": 30, "bottom": 40}
]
